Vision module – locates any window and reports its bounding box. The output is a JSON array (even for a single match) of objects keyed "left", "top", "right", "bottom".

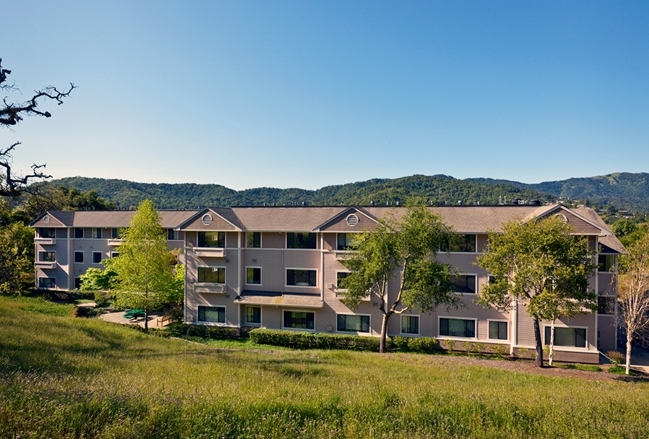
[
  {"left": 198, "top": 306, "right": 226, "bottom": 323},
  {"left": 440, "top": 234, "right": 477, "bottom": 252},
  {"left": 450, "top": 275, "right": 476, "bottom": 294},
  {"left": 38, "top": 277, "right": 56, "bottom": 289},
  {"left": 39, "top": 228, "right": 55, "bottom": 238},
  {"left": 488, "top": 321, "right": 508, "bottom": 340},
  {"left": 544, "top": 327, "right": 586, "bottom": 348},
  {"left": 112, "top": 228, "right": 122, "bottom": 239},
  {"left": 337, "top": 314, "right": 370, "bottom": 333},
  {"left": 74, "top": 228, "right": 84, "bottom": 239},
  {"left": 74, "top": 251, "right": 84, "bottom": 263},
  {"left": 246, "top": 306, "right": 261, "bottom": 324},
  {"left": 246, "top": 232, "right": 261, "bottom": 248},
  {"left": 336, "top": 272, "right": 350, "bottom": 289},
  {"left": 246, "top": 267, "right": 261, "bottom": 285},
  {"left": 74, "top": 277, "right": 81, "bottom": 289},
  {"left": 92, "top": 252, "right": 102, "bottom": 264},
  {"left": 198, "top": 231, "right": 225, "bottom": 248},
  {"left": 598, "top": 254, "right": 615, "bottom": 272},
  {"left": 39, "top": 251, "right": 56, "bottom": 262},
  {"left": 439, "top": 318, "right": 475, "bottom": 338},
  {"left": 337, "top": 233, "right": 357, "bottom": 250},
  {"left": 111, "top": 252, "right": 119, "bottom": 258},
  {"left": 198, "top": 267, "right": 225, "bottom": 283},
  {"left": 401, "top": 315, "right": 419, "bottom": 335},
  {"left": 287, "top": 232, "right": 316, "bottom": 249},
  {"left": 284, "top": 311, "right": 315, "bottom": 329},
  {"left": 598, "top": 296, "right": 616, "bottom": 315},
  {"left": 92, "top": 228, "right": 102, "bottom": 239},
  {"left": 167, "top": 229, "right": 178, "bottom": 240},
  {"left": 287, "top": 269, "right": 317, "bottom": 287}
]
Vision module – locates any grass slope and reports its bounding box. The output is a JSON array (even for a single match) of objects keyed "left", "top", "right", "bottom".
[{"left": 1, "top": 296, "right": 648, "bottom": 438}]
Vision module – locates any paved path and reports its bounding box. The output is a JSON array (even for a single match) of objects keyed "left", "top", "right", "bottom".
[{"left": 100, "top": 311, "right": 168, "bottom": 329}]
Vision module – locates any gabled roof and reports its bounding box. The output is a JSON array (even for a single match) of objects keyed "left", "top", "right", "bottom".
[
  {"left": 314, "top": 206, "right": 379, "bottom": 232},
  {"left": 177, "top": 208, "right": 241, "bottom": 231},
  {"left": 29, "top": 210, "right": 199, "bottom": 228}
]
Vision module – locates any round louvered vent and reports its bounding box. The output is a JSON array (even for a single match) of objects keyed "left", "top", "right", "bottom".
[
  {"left": 346, "top": 214, "right": 359, "bottom": 227},
  {"left": 554, "top": 213, "right": 568, "bottom": 224},
  {"left": 43, "top": 215, "right": 50, "bottom": 223},
  {"left": 201, "top": 214, "right": 213, "bottom": 225}
]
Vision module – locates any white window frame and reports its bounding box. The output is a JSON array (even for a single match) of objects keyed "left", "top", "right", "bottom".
[
  {"left": 543, "top": 324, "right": 589, "bottom": 350},
  {"left": 245, "top": 305, "right": 262, "bottom": 326},
  {"left": 336, "top": 313, "right": 371, "bottom": 334},
  {"left": 451, "top": 273, "right": 478, "bottom": 295},
  {"left": 38, "top": 251, "right": 56, "bottom": 262},
  {"left": 245, "top": 266, "right": 262, "bottom": 286},
  {"left": 282, "top": 309, "right": 316, "bottom": 332},
  {"left": 438, "top": 316, "right": 478, "bottom": 340},
  {"left": 197, "top": 266, "right": 226, "bottom": 284},
  {"left": 110, "top": 252, "right": 119, "bottom": 258},
  {"left": 246, "top": 231, "right": 262, "bottom": 248},
  {"left": 197, "top": 305, "right": 227, "bottom": 325},
  {"left": 92, "top": 228, "right": 102, "bottom": 239},
  {"left": 38, "top": 277, "right": 56, "bottom": 289},
  {"left": 400, "top": 314, "right": 421, "bottom": 336},
  {"left": 74, "top": 251, "right": 84, "bottom": 264},
  {"left": 285, "top": 268, "right": 318, "bottom": 289},
  {"left": 92, "top": 251, "right": 103, "bottom": 264},
  {"left": 487, "top": 319, "right": 509, "bottom": 341}
]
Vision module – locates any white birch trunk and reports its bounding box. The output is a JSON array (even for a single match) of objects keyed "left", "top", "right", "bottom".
[{"left": 549, "top": 321, "right": 555, "bottom": 367}]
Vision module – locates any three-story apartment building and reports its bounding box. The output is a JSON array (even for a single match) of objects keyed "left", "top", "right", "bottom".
[{"left": 31, "top": 203, "right": 624, "bottom": 363}]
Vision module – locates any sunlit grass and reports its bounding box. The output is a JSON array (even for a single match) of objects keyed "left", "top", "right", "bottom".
[{"left": 1, "top": 295, "right": 648, "bottom": 438}]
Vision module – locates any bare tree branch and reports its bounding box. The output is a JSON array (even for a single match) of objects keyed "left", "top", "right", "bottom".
[{"left": 0, "top": 58, "right": 73, "bottom": 196}]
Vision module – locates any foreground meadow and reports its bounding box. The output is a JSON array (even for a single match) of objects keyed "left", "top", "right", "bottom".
[{"left": 1, "top": 296, "right": 648, "bottom": 438}]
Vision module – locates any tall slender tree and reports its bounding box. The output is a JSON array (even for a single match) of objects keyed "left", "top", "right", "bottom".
[{"left": 110, "top": 200, "right": 176, "bottom": 330}]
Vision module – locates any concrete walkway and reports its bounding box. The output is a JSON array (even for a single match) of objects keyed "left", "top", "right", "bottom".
[{"left": 100, "top": 311, "right": 169, "bottom": 329}]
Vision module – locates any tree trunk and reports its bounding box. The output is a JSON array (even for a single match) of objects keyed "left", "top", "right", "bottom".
[
  {"left": 144, "top": 290, "right": 149, "bottom": 331},
  {"left": 626, "top": 334, "right": 633, "bottom": 375},
  {"left": 549, "top": 321, "right": 555, "bottom": 367},
  {"left": 533, "top": 318, "right": 544, "bottom": 367},
  {"left": 379, "top": 313, "right": 389, "bottom": 353}
]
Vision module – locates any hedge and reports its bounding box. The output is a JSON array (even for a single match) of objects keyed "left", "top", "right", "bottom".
[
  {"left": 390, "top": 336, "right": 440, "bottom": 353},
  {"left": 167, "top": 323, "right": 240, "bottom": 339},
  {"left": 249, "top": 328, "right": 381, "bottom": 351}
]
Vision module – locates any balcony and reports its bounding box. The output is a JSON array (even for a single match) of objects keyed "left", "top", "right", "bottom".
[
  {"left": 194, "top": 283, "right": 226, "bottom": 294},
  {"left": 107, "top": 239, "right": 122, "bottom": 246},
  {"left": 35, "top": 261, "right": 56, "bottom": 270},
  {"left": 193, "top": 247, "right": 226, "bottom": 258},
  {"left": 35, "top": 237, "right": 56, "bottom": 245}
]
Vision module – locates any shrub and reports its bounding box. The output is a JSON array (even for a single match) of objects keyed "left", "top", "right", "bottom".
[
  {"left": 443, "top": 339, "right": 456, "bottom": 353},
  {"left": 607, "top": 350, "right": 625, "bottom": 366},
  {"left": 93, "top": 290, "right": 111, "bottom": 307},
  {"left": 490, "top": 344, "right": 509, "bottom": 358},
  {"left": 71, "top": 306, "right": 100, "bottom": 318},
  {"left": 406, "top": 337, "right": 438, "bottom": 353},
  {"left": 391, "top": 336, "right": 410, "bottom": 352},
  {"left": 249, "top": 329, "right": 380, "bottom": 351}
]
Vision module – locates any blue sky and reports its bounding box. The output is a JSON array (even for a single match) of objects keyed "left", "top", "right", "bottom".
[{"left": 2, "top": 1, "right": 648, "bottom": 190}]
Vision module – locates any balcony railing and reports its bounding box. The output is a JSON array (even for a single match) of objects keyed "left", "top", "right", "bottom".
[
  {"left": 193, "top": 283, "right": 226, "bottom": 294},
  {"left": 35, "top": 261, "right": 56, "bottom": 269},
  {"left": 35, "top": 237, "right": 56, "bottom": 245},
  {"left": 193, "top": 247, "right": 226, "bottom": 258}
]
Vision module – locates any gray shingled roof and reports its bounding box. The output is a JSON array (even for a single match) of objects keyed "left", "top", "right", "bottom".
[{"left": 41, "top": 210, "right": 199, "bottom": 228}]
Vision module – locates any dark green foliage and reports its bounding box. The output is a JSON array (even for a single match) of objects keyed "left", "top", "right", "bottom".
[
  {"left": 167, "top": 323, "right": 240, "bottom": 340},
  {"left": 250, "top": 328, "right": 381, "bottom": 351},
  {"left": 46, "top": 175, "right": 556, "bottom": 209},
  {"left": 390, "top": 336, "right": 439, "bottom": 353}
]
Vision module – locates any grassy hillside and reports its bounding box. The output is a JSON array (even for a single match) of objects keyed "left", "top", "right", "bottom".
[
  {"left": 1, "top": 296, "right": 649, "bottom": 438},
  {"left": 46, "top": 175, "right": 554, "bottom": 209}
]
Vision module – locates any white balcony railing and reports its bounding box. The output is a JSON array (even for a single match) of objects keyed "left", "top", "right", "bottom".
[
  {"left": 194, "top": 283, "right": 226, "bottom": 294},
  {"left": 35, "top": 237, "right": 56, "bottom": 245},
  {"left": 193, "top": 247, "right": 226, "bottom": 258}
]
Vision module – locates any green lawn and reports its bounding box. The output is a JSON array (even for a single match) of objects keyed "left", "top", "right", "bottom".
[{"left": 1, "top": 295, "right": 648, "bottom": 438}]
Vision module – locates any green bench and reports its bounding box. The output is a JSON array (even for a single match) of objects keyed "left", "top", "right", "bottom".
[{"left": 124, "top": 309, "right": 145, "bottom": 320}]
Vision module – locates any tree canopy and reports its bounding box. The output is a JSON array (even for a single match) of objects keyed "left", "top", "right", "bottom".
[
  {"left": 477, "top": 215, "right": 597, "bottom": 367},
  {"left": 109, "top": 199, "right": 177, "bottom": 330},
  {"left": 339, "top": 204, "right": 460, "bottom": 353}
]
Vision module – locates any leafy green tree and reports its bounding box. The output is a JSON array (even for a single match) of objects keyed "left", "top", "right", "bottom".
[
  {"left": 79, "top": 264, "right": 117, "bottom": 291},
  {"left": 0, "top": 222, "right": 34, "bottom": 293},
  {"left": 340, "top": 204, "right": 460, "bottom": 353},
  {"left": 477, "top": 216, "right": 597, "bottom": 367},
  {"left": 618, "top": 233, "right": 649, "bottom": 375},
  {"left": 109, "top": 199, "right": 176, "bottom": 330}
]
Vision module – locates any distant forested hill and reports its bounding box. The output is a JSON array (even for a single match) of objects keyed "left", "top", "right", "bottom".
[
  {"left": 469, "top": 173, "right": 649, "bottom": 212},
  {"left": 46, "top": 175, "right": 554, "bottom": 209}
]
